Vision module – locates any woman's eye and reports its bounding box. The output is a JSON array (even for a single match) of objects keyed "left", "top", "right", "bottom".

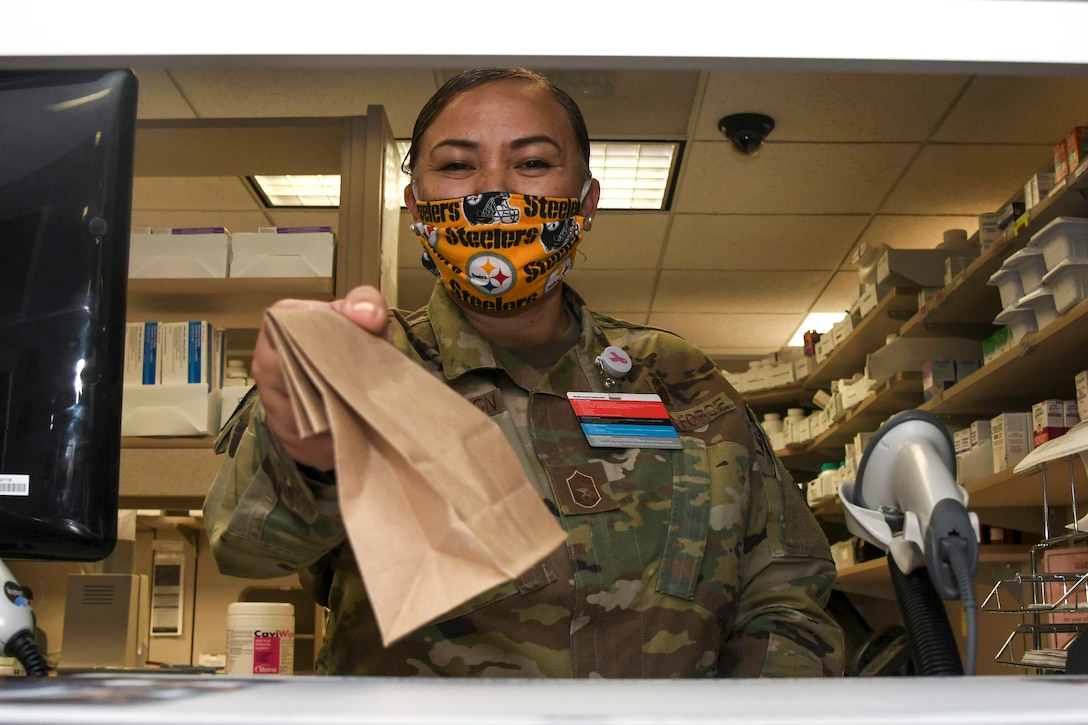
[
  {"left": 519, "top": 159, "right": 552, "bottom": 170},
  {"left": 439, "top": 161, "right": 473, "bottom": 172}
]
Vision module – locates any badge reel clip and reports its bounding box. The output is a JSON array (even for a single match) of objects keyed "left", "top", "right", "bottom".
[{"left": 595, "top": 346, "right": 632, "bottom": 391}]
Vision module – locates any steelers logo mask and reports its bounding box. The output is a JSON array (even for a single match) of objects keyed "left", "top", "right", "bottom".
[{"left": 412, "top": 190, "right": 587, "bottom": 312}]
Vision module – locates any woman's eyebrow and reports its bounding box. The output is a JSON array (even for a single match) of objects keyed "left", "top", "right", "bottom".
[
  {"left": 428, "top": 135, "right": 563, "bottom": 157},
  {"left": 510, "top": 135, "right": 561, "bottom": 151}
]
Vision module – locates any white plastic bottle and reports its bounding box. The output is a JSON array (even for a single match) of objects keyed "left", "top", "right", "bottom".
[{"left": 226, "top": 602, "right": 295, "bottom": 676}]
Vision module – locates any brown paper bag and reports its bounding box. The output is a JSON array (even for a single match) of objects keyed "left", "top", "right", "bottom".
[{"left": 264, "top": 308, "right": 566, "bottom": 645}]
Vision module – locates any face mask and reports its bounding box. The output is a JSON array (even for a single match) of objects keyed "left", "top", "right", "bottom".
[{"left": 411, "top": 186, "right": 589, "bottom": 312}]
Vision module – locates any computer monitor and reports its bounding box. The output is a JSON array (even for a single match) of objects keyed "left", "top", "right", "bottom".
[{"left": 0, "top": 69, "right": 138, "bottom": 561}]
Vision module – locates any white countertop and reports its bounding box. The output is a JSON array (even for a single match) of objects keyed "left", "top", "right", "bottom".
[{"left": 0, "top": 674, "right": 1082, "bottom": 724}]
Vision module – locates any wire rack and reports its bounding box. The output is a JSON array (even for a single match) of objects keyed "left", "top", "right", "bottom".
[{"left": 981, "top": 457, "right": 1088, "bottom": 673}]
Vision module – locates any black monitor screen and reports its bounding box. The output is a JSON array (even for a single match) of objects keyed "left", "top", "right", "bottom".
[{"left": 0, "top": 69, "right": 137, "bottom": 561}]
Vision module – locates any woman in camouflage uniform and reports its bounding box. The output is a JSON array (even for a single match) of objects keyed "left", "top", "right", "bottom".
[{"left": 205, "top": 67, "right": 844, "bottom": 678}]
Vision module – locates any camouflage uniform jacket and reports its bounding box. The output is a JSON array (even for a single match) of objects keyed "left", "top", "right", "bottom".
[{"left": 204, "top": 284, "right": 844, "bottom": 678}]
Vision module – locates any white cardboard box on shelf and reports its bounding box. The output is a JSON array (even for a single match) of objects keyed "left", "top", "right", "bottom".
[
  {"left": 969, "top": 419, "right": 992, "bottom": 448},
  {"left": 814, "top": 336, "right": 836, "bottom": 364},
  {"left": 875, "top": 248, "right": 969, "bottom": 288},
  {"left": 128, "top": 228, "right": 230, "bottom": 278},
  {"left": 839, "top": 375, "right": 875, "bottom": 409},
  {"left": 121, "top": 384, "right": 223, "bottom": 437},
  {"left": 764, "top": 363, "right": 796, "bottom": 388},
  {"left": 793, "top": 356, "right": 816, "bottom": 381},
  {"left": 230, "top": 227, "right": 335, "bottom": 278},
  {"left": 865, "top": 336, "right": 983, "bottom": 385},
  {"left": 831, "top": 316, "right": 854, "bottom": 345},
  {"left": 857, "top": 284, "right": 878, "bottom": 318},
  {"left": 956, "top": 440, "right": 995, "bottom": 484},
  {"left": 991, "top": 411, "right": 1033, "bottom": 473}
]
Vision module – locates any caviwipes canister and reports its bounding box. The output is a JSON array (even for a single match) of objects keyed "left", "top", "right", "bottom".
[{"left": 226, "top": 602, "right": 295, "bottom": 675}]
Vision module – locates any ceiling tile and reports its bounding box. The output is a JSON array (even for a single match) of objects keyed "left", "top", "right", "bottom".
[
  {"left": 812, "top": 270, "right": 864, "bottom": 313},
  {"left": 664, "top": 214, "right": 866, "bottom": 271},
  {"left": 934, "top": 75, "right": 1088, "bottom": 144},
  {"left": 578, "top": 213, "right": 668, "bottom": 270},
  {"left": 881, "top": 143, "right": 1054, "bottom": 215},
  {"left": 653, "top": 270, "right": 830, "bottom": 313},
  {"left": 553, "top": 70, "right": 700, "bottom": 138},
  {"left": 132, "top": 68, "right": 198, "bottom": 119},
  {"left": 166, "top": 68, "right": 438, "bottom": 136},
  {"left": 675, "top": 141, "right": 918, "bottom": 214},
  {"left": 565, "top": 269, "right": 656, "bottom": 314},
  {"left": 696, "top": 70, "right": 969, "bottom": 142}
]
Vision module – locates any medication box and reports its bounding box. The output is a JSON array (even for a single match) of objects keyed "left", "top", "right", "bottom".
[
  {"left": 124, "top": 322, "right": 158, "bottom": 386},
  {"left": 983, "top": 326, "right": 1013, "bottom": 365},
  {"left": 128, "top": 227, "right": 230, "bottom": 278},
  {"left": 876, "top": 248, "right": 969, "bottom": 288},
  {"left": 979, "top": 212, "right": 1002, "bottom": 252},
  {"left": 991, "top": 411, "right": 1033, "bottom": 473},
  {"left": 1067, "top": 126, "right": 1088, "bottom": 174},
  {"left": 230, "top": 227, "right": 336, "bottom": 278},
  {"left": 159, "top": 321, "right": 218, "bottom": 388},
  {"left": 121, "top": 322, "right": 224, "bottom": 437},
  {"left": 1025, "top": 172, "right": 1056, "bottom": 209},
  {"left": 922, "top": 360, "right": 957, "bottom": 402},
  {"left": 1054, "top": 137, "right": 1069, "bottom": 181},
  {"left": 1033, "top": 399, "right": 1068, "bottom": 446}
]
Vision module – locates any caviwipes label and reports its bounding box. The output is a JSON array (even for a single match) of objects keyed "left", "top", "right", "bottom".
[{"left": 227, "top": 626, "right": 294, "bottom": 676}]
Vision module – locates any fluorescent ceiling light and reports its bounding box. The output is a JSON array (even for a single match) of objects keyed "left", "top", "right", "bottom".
[
  {"left": 250, "top": 174, "right": 340, "bottom": 208},
  {"left": 590, "top": 142, "right": 680, "bottom": 210},
  {"left": 787, "top": 312, "right": 847, "bottom": 347}
]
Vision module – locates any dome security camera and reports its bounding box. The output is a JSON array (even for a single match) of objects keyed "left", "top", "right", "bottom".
[{"left": 718, "top": 113, "right": 776, "bottom": 156}]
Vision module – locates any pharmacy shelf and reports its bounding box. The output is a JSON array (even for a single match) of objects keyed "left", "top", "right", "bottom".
[
  {"left": 898, "top": 166, "right": 1088, "bottom": 341},
  {"left": 120, "top": 445, "right": 220, "bottom": 509},
  {"left": 833, "top": 545, "right": 1028, "bottom": 600},
  {"left": 777, "top": 372, "right": 923, "bottom": 472},
  {"left": 804, "top": 288, "right": 920, "bottom": 390},
  {"left": 919, "top": 296, "right": 1088, "bottom": 418},
  {"left": 741, "top": 382, "right": 812, "bottom": 413},
  {"left": 967, "top": 460, "right": 1088, "bottom": 511},
  {"left": 126, "top": 277, "right": 335, "bottom": 331}
]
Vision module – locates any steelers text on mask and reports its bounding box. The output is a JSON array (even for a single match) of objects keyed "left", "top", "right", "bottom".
[{"left": 444, "top": 226, "right": 539, "bottom": 249}]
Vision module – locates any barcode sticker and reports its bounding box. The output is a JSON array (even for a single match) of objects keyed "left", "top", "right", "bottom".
[{"left": 0, "top": 475, "right": 30, "bottom": 496}]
